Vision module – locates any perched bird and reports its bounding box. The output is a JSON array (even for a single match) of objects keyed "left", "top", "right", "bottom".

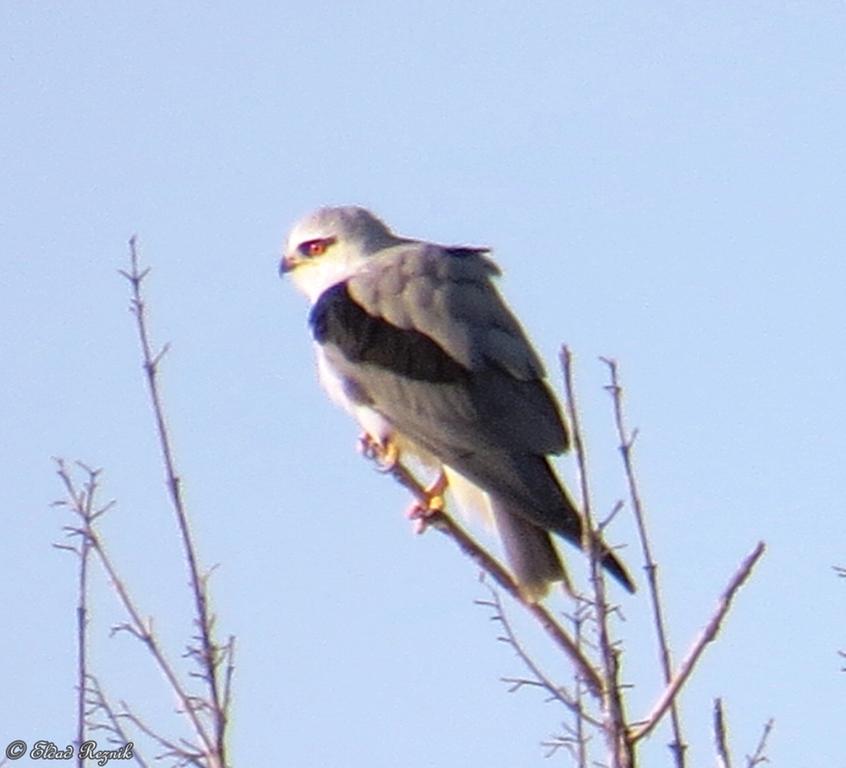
[{"left": 281, "top": 206, "right": 634, "bottom": 601}]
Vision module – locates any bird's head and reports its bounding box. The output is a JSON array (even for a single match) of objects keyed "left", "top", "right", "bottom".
[{"left": 281, "top": 206, "right": 401, "bottom": 303}]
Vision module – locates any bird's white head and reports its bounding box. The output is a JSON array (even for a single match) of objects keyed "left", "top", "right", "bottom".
[{"left": 281, "top": 206, "right": 402, "bottom": 303}]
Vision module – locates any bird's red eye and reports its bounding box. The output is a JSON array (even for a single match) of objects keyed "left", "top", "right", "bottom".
[{"left": 299, "top": 237, "right": 335, "bottom": 258}]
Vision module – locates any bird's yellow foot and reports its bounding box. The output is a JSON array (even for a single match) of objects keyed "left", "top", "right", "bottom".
[
  {"left": 407, "top": 471, "right": 448, "bottom": 533},
  {"left": 357, "top": 433, "right": 399, "bottom": 472}
]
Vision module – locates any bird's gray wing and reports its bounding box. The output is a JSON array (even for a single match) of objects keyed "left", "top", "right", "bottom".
[
  {"left": 309, "top": 243, "right": 634, "bottom": 592},
  {"left": 347, "top": 242, "right": 569, "bottom": 452},
  {"left": 348, "top": 244, "right": 546, "bottom": 377},
  {"left": 310, "top": 242, "right": 566, "bottom": 512}
]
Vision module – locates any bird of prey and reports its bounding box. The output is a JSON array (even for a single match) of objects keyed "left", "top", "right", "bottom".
[{"left": 280, "top": 206, "right": 634, "bottom": 601}]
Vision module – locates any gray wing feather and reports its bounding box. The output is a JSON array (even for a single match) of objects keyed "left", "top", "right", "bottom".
[
  {"left": 348, "top": 243, "right": 548, "bottom": 381},
  {"left": 341, "top": 243, "right": 568, "bottom": 459},
  {"left": 325, "top": 335, "right": 575, "bottom": 534}
]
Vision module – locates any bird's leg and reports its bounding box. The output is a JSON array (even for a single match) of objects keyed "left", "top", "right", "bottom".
[
  {"left": 357, "top": 432, "right": 445, "bottom": 531},
  {"left": 406, "top": 470, "right": 449, "bottom": 533},
  {"left": 357, "top": 432, "right": 399, "bottom": 471},
  {"left": 357, "top": 432, "right": 379, "bottom": 459}
]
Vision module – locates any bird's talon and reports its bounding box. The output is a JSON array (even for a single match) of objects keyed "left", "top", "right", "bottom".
[
  {"left": 374, "top": 441, "right": 399, "bottom": 472},
  {"left": 406, "top": 488, "right": 445, "bottom": 534},
  {"left": 406, "top": 501, "right": 430, "bottom": 520},
  {"left": 358, "top": 433, "right": 399, "bottom": 470},
  {"left": 407, "top": 503, "right": 436, "bottom": 533},
  {"left": 412, "top": 516, "right": 430, "bottom": 534},
  {"left": 357, "top": 434, "right": 377, "bottom": 459}
]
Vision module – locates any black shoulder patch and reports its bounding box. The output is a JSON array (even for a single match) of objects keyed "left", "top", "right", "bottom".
[
  {"left": 309, "top": 282, "right": 470, "bottom": 384},
  {"left": 443, "top": 246, "right": 489, "bottom": 259}
]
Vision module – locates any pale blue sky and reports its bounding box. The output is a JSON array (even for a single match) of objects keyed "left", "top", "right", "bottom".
[{"left": 3, "top": 2, "right": 846, "bottom": 765}]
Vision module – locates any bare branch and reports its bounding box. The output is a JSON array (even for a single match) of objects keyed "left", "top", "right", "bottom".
[
  {"left": 85, "top": 676, "right": 150, "bottom": 767},
  {"left": 569, "top": 596, "right": 593, "bottom": 767},
  {"left": 53, "top": 458, "right": 96, "bottom": 765},
  {"left": 541, "top": 731, "right": 591, "bottom": 761},
  {"left": 561, "top": 346, "right": 631, "bottom": 768},
  {"left": 713, "top": 698, "right": 732, "bottom": 768},
  {"left": 122, "top": 237, "right": 229, "bottom": 765},
  {"left": 54, "top": 461, "right": 217, "bottom": 758},
  {"left": 602, "top": 356, "right": 687, "bottom": 766},
  {"left": 632, "top": 541, "right": 766, "bottom": 742},
  {"left": 119, "top": 701, "right": 206, "bottom": 768},
  {"left": 745, "top": 719, "right": 774, "bottom": 767},
  {"left": 476, "top": 584, "right": 603, "bottom": 728},
  {"left": 362, "top": 446, "right": 604, "bottom": 696}
]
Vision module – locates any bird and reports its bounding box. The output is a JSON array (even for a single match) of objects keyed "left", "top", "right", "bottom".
[{"left": 280, "top": 206, "right": 634, "bottom": 601}]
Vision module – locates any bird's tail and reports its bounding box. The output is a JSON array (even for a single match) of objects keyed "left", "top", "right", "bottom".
[
  {"left": 489, "top": 496, "right": 569, "bottom": 602},
  {"left": 490, "top": 490, "right": 636, "bottom": 601}
]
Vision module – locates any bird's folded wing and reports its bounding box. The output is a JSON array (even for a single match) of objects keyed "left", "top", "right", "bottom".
[
  {"left": 348, "top": 244, "right": 550, "bottom": 383},
  {"left": 311, "top": 243, "right": 572, "bottom": 509}
]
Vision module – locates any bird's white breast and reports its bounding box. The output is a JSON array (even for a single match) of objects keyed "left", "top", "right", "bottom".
[{"left": 315, "top": 344, "right": 393, "bottom": 443}]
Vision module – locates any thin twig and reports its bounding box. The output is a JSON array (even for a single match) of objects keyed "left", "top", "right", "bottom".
[
  {"left": 570, "top": 596, "right": 592, "bottom": 766},
  {"left": 541, "top": 726, "right": 591, "bottom": 762},
  {"left": 477, "top": 583, "right": 603, "bottom": 728},
  {"left": 121, "top": 237, "right": 228, "bottom": 766},
  {"left": 745, "top": 718, "right": 774, "bottom": 767},
  {"left": 119, "top": 701, "right": 206, "bottom": 768},
  {"left": 84, "top": 676, "right": 150, "bottom": 767},
  {"left": 713, "top": 698, "right": 732, "bottom": 768},
  {"left": 631, "top": 542, "right": 766, "bottom": 742},
  {"left": 602, "top": 356, "right": 687, "bottom": 766},
  {"left": 561, "top": 346, "right": 632, "bottom": 768},
  {"left": 53, "top": 459, "right": 97, "bottom": 766},
  {"left": 220, "top": 636, "right": 236, "bottom": 721},
  {"left": 54, "top": 460, "right": 216, "bottom": 760},
  {"left": 363, "top": 448, "right": 604, "bottom": 695},
  {"left": 76, "top": 487, "right": 91, "bottom": 767}
]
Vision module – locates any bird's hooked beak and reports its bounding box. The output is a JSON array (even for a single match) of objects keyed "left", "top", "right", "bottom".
[{"left": 279, "top": 252, "right": 300, "bottom": 276}]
